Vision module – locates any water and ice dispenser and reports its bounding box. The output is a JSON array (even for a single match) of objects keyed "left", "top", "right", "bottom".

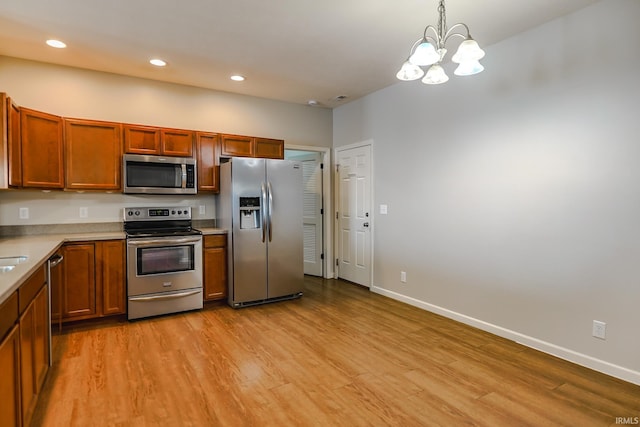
[{"left": 239, "top": 197, "right": 261, "bottom": 229}]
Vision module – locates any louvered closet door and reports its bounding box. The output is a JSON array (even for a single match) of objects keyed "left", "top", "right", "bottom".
[{"left": 300, "top": 153, "right": 323, "bottom": 276}]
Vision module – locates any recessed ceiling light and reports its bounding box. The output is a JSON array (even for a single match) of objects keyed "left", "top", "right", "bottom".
[
  {"left": 150, "top": 58, "right": 167, "bottom": 67},
  {"left": 230, "top": 75, "right": 245, "bottom": 82},
  {"left": 46, "top": 39, "right": 66, "bottom": 49}
]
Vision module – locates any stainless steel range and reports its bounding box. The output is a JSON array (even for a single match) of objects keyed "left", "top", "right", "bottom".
[{"left": 124, "top": 206, "right": 203, "bottom": 320}]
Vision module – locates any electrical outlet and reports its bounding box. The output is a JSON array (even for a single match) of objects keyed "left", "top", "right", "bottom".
[
  {"left": 400, "top": 271, "right": 407, "bottom": 283},
  {"left": 592, "top": 320, "right": 606, "bottom": 340},
  {"left": 79, "top": 207, "right": 88, "bottom": 218},
  {"left": 199, "top": 205, "right": 206, "bottom": 215},
  {"left": 19, "top": 207, "right": 29, "bottom": 219}
]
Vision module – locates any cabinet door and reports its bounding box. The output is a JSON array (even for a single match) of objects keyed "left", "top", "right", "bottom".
[
  {"left": 20, "top": 107, "right": 64, "bottom": 188},
  {"left": 124, "top": 124, "right": 161, "bottom": 155},
  {"left": 7, "top": 98, "right": 21, "bottom": 187},
  {"left": 203, "top": 235, "right": 227, "bottom": 301},
  {"left": 32, "top": 286, "right": 49, "bottom": 393},
  {"left": 220, "top": 134, "right": 254, "bottom": 157},
  {"left": 19, "top": 299, "right": 36, "bottom": 427},
  {"left": 61, "top": 243, "right": 96, "bottom": 320},
  {"left": 254, "top": 137, "right": 284, "bottom": 159},
  {"left": 0, "top": 325, "right": 21, "bottom": 427},
  {"left": 1, "top": 94, "right": 21, "bottom": 188},
  {"left": 64, "top": 118, "right": 123, "bottom": 191},
  {"left": 196, "top": 132, "right": 219, "bottom": 193},
  {"left": 96, "top": 240, "right": 126, "bottom": 316},
  {"left": 162, "top": 128, "right": 193, "bottom": 157}
]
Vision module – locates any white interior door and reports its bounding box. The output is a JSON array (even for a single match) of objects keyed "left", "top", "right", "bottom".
[{"left": 337, "top": 144, "right": 371, "bottom": 287}]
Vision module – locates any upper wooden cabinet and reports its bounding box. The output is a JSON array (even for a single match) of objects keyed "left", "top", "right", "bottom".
[
  {"left": 220, "top": 134, "right": 254, "bottom": 157},
  {"left": 124, "top": 124, "right": 193, "bottom": 157},
  {"left": 64, "top": 118, "right": 123, "bottom": 191},
  {"left": 1, "top": 93, "right": 21, "bottom": 188},
  {"left": 196, "top": 132, "right": 220, "bottom": 193},
  {"left": 20, "top": 107, "right": 64, "bottom": 189},
  {"left": 220, "top": 134, "right": 284, "bottom": 159},
  {"left": 7, "top": 97, "right": 21, "bottom": 187},
  {"left": 255, "top": 137, "right": 285, "bottom": 159}
]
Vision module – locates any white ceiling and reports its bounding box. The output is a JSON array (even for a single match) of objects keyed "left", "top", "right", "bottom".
[{"left": 0, "top": 0, "right": 599, "bottom": 108}]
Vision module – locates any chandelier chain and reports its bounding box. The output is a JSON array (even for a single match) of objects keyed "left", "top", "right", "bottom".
[{"left": 437, "top": 0, "right": 447, "bottom": 44}]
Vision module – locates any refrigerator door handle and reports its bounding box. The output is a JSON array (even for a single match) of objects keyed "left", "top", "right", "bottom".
[
  {"left": 267, "top": 181, "right": 273, "bottom": 242},
  {"left": 261, "top": 182, "right": 267, "bottom": 243}
]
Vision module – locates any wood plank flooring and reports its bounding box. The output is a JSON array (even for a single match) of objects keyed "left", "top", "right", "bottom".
[{"left": 32, "top": 277, "right": 639, "bottom": 426}]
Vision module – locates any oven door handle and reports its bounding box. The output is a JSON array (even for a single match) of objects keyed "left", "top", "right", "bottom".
[
  {"left": 129, "top": 289, "right": 201, "bottom": 302},
  {"left": 127, "top": 236, "right": 202, "bottom": 247}
]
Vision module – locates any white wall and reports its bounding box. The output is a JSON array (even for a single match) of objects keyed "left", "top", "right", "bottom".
[
  {"left": 333, "top": 0, "right": 640, "bottom": 384},
  {"left": 0, "top": 56, "right": 332, "bottom": 225}
]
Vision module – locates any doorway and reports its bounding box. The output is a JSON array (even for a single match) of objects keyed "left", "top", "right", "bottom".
[{"left": 285, "top": 146, "right": 331, "bottom": 278}]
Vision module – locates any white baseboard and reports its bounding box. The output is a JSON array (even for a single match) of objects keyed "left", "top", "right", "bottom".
[{"left": 371, "top": 285, "right": 640, "bottom": 386}]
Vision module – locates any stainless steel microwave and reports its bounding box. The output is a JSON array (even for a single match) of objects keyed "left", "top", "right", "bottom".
[{"left": 123, "top": 154, "right": 197, "bottom": 195}]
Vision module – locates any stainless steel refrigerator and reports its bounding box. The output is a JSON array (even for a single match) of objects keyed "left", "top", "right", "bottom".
[{"left": 218, "top": 157, "right": 303, "bottom": 307}]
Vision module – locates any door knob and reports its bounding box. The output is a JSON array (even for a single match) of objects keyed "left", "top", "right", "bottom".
[{"left": 363, "top": 222, "right": 369, "bottom": 228}]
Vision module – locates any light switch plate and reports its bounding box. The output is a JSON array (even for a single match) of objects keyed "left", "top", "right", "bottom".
[{"left": 380, "top": 204, "right": 388, "bottom": 215}]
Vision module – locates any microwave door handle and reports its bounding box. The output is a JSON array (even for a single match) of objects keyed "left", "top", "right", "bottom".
[{"left": 181, "top": 164, "right": 187, "bottom": 189}]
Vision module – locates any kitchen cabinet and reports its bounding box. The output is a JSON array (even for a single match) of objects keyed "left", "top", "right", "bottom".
[
  {"left": 0, "top": 323, "right": 21, "bottom": 427},
  {"left": 1, "top": 93, "right": 21, "bottom": 188},
  {"left": 0, "top": 291, "right": 21, "bottom": 427},
  {"left": 220, "top": 134, "right": 284, "bottom": 159},
  {"left": 18, "top": 267, "right": 49, "bottom": 427},
  {"left": 220, "top": 134, "right": 254, "bottom": 157},
  {"left": 203, "top": 234, "right": 227, "bottom": 301},
  {"left": 64, "top": 118, "right": 123, "bottom": 191},
  {"left": 61, "top": 243, "right": 96, "bottom": 320},
  {"left": 7, "top": 97, "right": 21, "bottom": 188},
  {"left": 61, "top": 240, "right": 126, "bottom": 322},
  {"left": 124, "top": 124, "right": 194, "bottom": 157},
  {"left": 20, "top": 107, "right": 64, "bottom": 189},
  {"left": 254, "top": 137, "right": 285, "bottom": 159},
  {"left": 196, "top": 131, "right": 220, "bottom": 193},
  {"left": 96, "top": 240, "right": 126, "bottom": 316}
]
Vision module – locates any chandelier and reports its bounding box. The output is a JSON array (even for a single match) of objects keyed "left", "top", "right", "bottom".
[{"left": 396, "top": 0, "right": 485, "bottom": 85}]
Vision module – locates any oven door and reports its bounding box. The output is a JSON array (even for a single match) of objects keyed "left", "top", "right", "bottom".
[{"left": 127, "top": 235, "right": 203, "bottom": 297}]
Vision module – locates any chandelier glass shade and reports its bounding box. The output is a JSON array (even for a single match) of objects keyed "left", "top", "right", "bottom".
[{"left": 396, "top": 0, "right": 485, "bottom": 85}]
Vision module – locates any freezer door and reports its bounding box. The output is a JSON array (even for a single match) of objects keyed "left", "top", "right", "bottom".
[
  {"left": 266, "top": 159, "right": 304, "bottom": 298},
  {"left": 231, "top": 158, "right": 268, "bottom": 303}
]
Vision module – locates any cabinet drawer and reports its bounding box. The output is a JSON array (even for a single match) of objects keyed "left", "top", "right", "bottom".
[
  {"left": 204, "top": 234, "right": 227, "bottom": 248},
  {"left": 0, "top": 292, "right": 18, "bottom": 341},
  {"left": 18, "top": 266, "right": 46, "bottom": 314}
]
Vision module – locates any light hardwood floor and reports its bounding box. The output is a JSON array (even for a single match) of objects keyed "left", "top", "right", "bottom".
[{"left": 33, "top": 277, "right": 639, "bottom": 426}]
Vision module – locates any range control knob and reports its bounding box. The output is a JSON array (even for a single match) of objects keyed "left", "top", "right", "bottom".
[
  {"left": 134, "top": 210, "right": 140, "bottom": 216},
  {"left": 127, "top": 211, "right": 133, "bottom": 216}
]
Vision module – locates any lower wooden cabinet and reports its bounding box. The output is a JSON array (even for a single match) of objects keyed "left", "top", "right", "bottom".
[
  {"left": 203, "top": 234, "right": 227, "bottom": 301},
  {"left": 61, "top": 240, "right": 126, "bottom": 322},
  {"left": 20, "top": 285, "right": 49, "bottom": 427},
  {"left": 0, "top": 325, "right": 21, "bottom": 427}
]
